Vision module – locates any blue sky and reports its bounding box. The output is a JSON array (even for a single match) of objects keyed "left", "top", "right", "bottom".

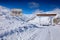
[{"left": 0, "top": 0, "right": 60, "bottom": 14}]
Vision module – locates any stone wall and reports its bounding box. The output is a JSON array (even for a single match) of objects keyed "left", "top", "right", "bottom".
[{"left": 53, "top": 18, "right": 60, "bottom": 25}]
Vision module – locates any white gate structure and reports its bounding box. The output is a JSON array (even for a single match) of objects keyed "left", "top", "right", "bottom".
[{"left": 36, "top": 14, "right": 56, "bottom": 26}]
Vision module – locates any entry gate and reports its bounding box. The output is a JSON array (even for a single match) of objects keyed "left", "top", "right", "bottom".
[{"left": 36, "top": 14, "right": 56, "bottom": 26}]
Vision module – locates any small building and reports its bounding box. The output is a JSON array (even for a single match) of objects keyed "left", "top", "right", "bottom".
[{"left": 11, "top": 9, "right": 22, "bottom": 16}]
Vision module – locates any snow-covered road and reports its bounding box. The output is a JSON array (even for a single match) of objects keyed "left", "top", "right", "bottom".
[{"left": 0, "top": 25, "right": 60, "bottom": 40}]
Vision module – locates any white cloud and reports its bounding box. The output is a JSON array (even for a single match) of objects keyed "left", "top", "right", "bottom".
[
  {"left": 29, "top": 2, "right": 39, "bottom": 8},
  {"left": 32, "top": 9, "right": 45, "bottom": 14}
]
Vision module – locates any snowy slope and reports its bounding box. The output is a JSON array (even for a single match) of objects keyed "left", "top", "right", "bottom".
[
  {"left": 0, "top": 6, "right": 39, "bottom": 40},
  {"left": 0, "top": 6, "right": 60, "bottom": 40}
]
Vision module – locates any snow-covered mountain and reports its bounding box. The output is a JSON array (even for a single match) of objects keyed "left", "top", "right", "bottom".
[
  {"left": 0, "top": 6, "right": 39, "bottom": 40},
  {"left": 0, "top": 6, "right": 60, "bottom": 40}
]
